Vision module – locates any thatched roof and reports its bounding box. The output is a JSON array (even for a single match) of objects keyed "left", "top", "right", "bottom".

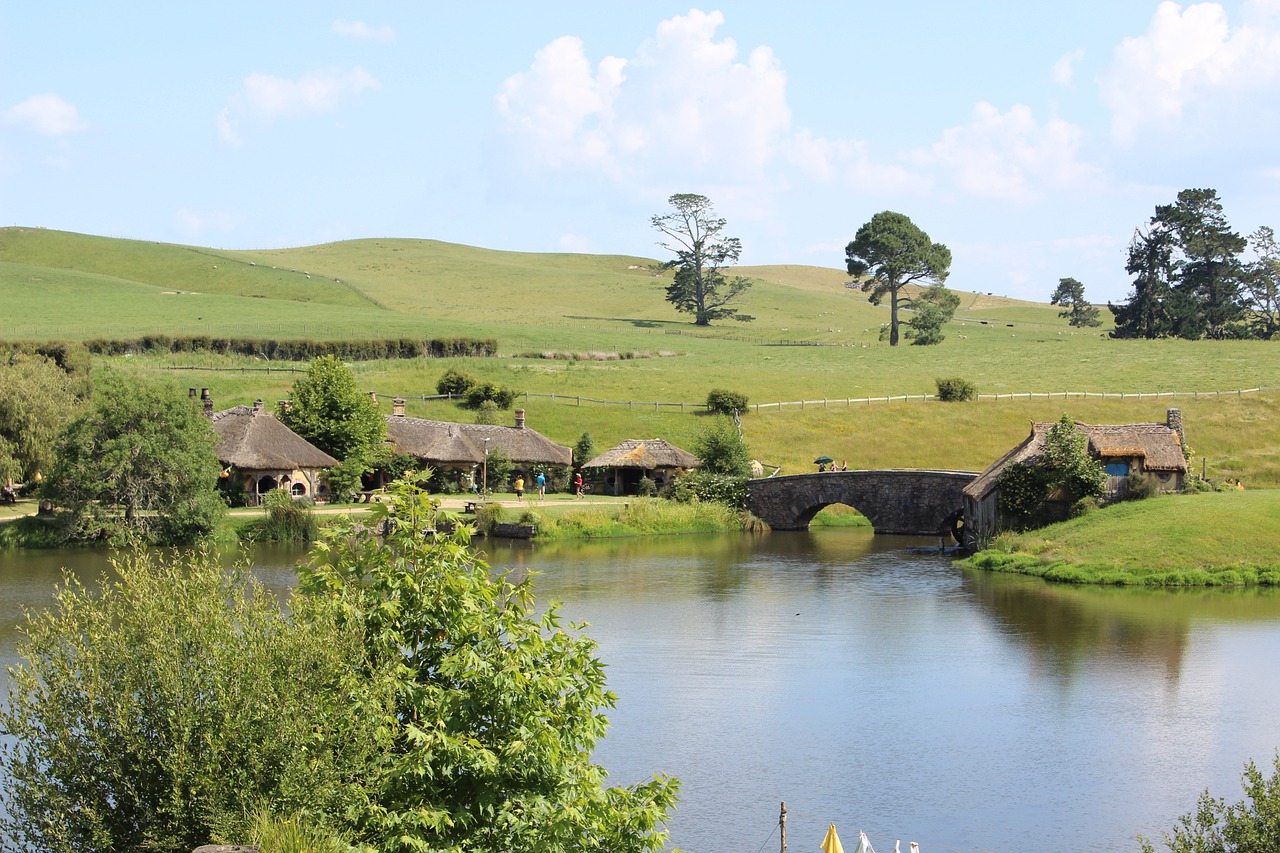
[
  {"left": 212, "top": 404, "right": 338, "bottom": 471},
  {"left": 582, "top": 439, "right": 699, "bottom": 470},
  {"left": 964, "top": 419, "right": 1186, "bottom": 500},
  {"left": 385, "top": 415, "right": 572, "bottom": 466}
]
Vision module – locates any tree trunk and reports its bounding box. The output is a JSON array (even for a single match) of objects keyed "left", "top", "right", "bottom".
[{"left": 889, "top": 287, "right": 901, "bottom": 346}]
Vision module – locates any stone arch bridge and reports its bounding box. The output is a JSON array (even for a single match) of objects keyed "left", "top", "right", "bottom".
[{"left": 745, "top": 470, "right": 979, "bottom": 536}]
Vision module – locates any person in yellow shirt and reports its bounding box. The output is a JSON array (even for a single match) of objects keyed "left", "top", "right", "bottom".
[{"left": 515, "top": 476, "right": 525, "bottom": 499}]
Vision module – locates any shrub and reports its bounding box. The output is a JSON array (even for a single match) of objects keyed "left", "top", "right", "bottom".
[
  {"left": 935, "top": 376, "right": 976, "bottom": 402},
  {"left": 637, "top": 475, "right": 658, "bottom": 497},
  {"left": 241, "top": 489, "right": 320, "bottom": 542},
  {"left": 464, "top": 381, "right": 516, "bottom": 410},
  {"left": 474, "top": 399, "right": 500, "bottom": 424},
  {"left": 664, "top": 470, "right": 748, "bottom": 509},
  {"left": 436, "top": 367, "right": 475, "bottom": 396},
  {"left": 1117, "top": 472, "right": 1160, "bottom": 501},
  {"left": 705, "top": 388, "right": 749, "bottom": 415},
  {"left": 473, "top": 501, "right": 504, "bottom": 535}
]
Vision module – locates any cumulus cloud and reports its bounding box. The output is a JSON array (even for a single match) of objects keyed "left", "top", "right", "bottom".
[
  {"left": 2, "top": 94, "right": 88, "bottom": 135},
  {"left": 911, "top": 103, "right": 1102, "bottom": 203},
  {"left": 786, "top": 129, "right": 931, "bottom": 195},
  {"left": 1052, "top": 48, "right": 1085, "bottom": 86},
  {"left": 495, "top": 9, "right": 790, "bottom": 186},
  {"left": 333, "top": 20, "right": 395, "bottom": 41},
  {"left": 1099, "top": 1, "right": 1280, "bottom": 143},
  {"left": 218, "top": 67, "right": 380, "bottom": 145}
]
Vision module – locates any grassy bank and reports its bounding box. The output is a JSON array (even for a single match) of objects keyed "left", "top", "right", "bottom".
[
  {"left": 960, "top": 490, "right": 1280, "bottom": 586},
  {"left": 469, "top": 497, "right": 746, "bottom": 540}
]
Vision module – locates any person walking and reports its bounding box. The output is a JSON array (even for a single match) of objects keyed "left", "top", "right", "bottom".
[
  {"left": 514, "top": 475, "right": 525, "bottom": 499},
  {"left": 573, "top": 471, "right": 584, "bottom": 497},
  {"left": 536, "top": 471, "right": 546, "bottom": 499}
]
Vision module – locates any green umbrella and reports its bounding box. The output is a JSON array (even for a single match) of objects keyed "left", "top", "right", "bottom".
[{"left": 813, "top": 455, "right": 834, "bottom": 465}]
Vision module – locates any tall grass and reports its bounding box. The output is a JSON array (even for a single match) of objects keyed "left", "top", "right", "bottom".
[{"left": 518, "top": 498, "right": 742, "bottom": 539}]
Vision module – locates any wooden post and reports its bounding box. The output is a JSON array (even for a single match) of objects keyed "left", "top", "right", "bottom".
[{"left": 780, "top": 801, "right": 787, "bottom": 853}]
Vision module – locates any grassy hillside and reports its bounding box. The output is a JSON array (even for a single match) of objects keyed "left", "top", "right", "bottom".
[{"left": 4, "top": 227, "right": 1278, "bottom": 485}]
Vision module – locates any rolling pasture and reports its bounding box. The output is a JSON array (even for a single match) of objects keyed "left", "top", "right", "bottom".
[{"left": 4, "top": 226, "right": 1278, "bottom": 485}]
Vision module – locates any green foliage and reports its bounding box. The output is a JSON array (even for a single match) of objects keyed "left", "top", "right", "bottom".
[
  {"left": 464, "top": 380, "right": 516, "bottom": 410},
  {"left": 436, "top": 367, "right": 476, "bottom": 396},
  {"left": 1243, "top": 226, "right": 1280, "bottom": 339},
  {"left": 249, "top": 809, "right": 372, "bottom": 853},
  {"left": 574, "top": 432, "right": 595, "bottom": 466},
  {"left": 323, "top": 454, "right": 369, "bottom": 503},
  {"left": 705, "top": 387, "right": 750, "bottom": 415},
  {"left": 1117, "top": 471, "right": 1160, "bottom": 502},
  {"left": 692, "top": 417, "right": 752, "bottom": 477},
  {"left": 473, "top": 398, "right": 501, "bottom": 424},
  {"left": 279, "top": 354, "right": 387, "bottom": 460},
  {"left": 79, "top": 335, "right": 496, "bottom": 361},
  {"left": 0, "top": 550, "right": 377, "bottom": 852},
  {"left": 473, "top": 500, "right": 504, "bottom": 534},
  {"left": 935, "top": 376, "right": 976, "bottom": 402},
  {"left": 906, "top": 283, "right": 960, "bottom": 345},
  {"left": 0, "top": 354, "right": 84, "bottom": 484},
  {"left": 1140, "top": 753, "right": 1280, "bottom": 853},
  {"left": 665, "top": 469, "right": 748, "bottom": 509},
  {"left": 295, "top": 480, "right": 680, "bottom": 853},
  {"left": 846, "top": 210, "right": 952, "bottom": 346},
  {"left": 240, "top": 488, "right": 320, "bottom": 542},
  {"left": 996, "top": 415, "right": 1105, "bottom": 530},
  {"left": 44, "top": 373, "right": 225, "bottom": 545},
  {"left": 483, "top": 445, "right": 514, "bottom": 493},
  {"left": 636, "top": 475, "right": 658, "bottom": 497},
  {"left": 653, "top": 193, "right": 755, "bottom": 325},
  {"left": 1050, "top": 277, "right": 1102, "bottom": 328}
]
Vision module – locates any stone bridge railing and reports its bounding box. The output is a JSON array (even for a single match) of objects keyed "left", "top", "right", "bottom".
[{"left": 745, "top": 469, "right": 979, "bottom": 535}]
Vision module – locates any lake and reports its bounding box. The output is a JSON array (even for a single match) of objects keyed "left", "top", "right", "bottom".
[{"left": 5, "top": 530, "right": 1280, "bottom": 853}]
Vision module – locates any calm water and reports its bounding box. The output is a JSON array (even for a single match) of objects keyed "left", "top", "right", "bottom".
[{"left": 5, "top": 531, "right": 1280, "bottom": 853}]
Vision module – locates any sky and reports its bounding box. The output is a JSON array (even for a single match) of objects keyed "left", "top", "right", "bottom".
[{"left": 2, "top": 1, "right": 1279, "bottom": 303}]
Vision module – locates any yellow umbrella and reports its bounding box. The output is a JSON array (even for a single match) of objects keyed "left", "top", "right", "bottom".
[{"left": 821, "top": 824, "right": 845, "bottom": 853}]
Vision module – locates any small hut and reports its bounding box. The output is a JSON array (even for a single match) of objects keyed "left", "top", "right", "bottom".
[
  {"left": 582, "top": 439, "right": 699, "bottom": 495},
  {"left": 212, "top": 400, "right": 338, "bottom": 504}
]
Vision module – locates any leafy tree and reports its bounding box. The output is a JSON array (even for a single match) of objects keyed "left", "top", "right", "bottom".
[
  {"left": 295, "top": 480, "right": 681, "bottom": 853},
  {"left": 574, "top": 432, "right": 595, "bottom": 466},
  {"left": 652, "top": 193, "right": 754, "bottom": 325},
  {"left": 1111, "top": 189, "right": 1247, "bottom": 339},
  {"left": 278, "top": 354, "right": 386, "bottom": 461},
  {"left": 905, "top": 283, "right": 960, "bottom": 345},
  {"left": 1140, "top": 753, "right": 1280, "bottom": 853},
  {"left": 1049, "top": 277, "right": 1101, "bottom": 328},
  {"left": 705, "top": 388, "right": 749, "bottom": 416},
  {"left": 995, "top": 415, "right": 1105, "bottom": 530},
  {"left": 692, "top": 417, "right": 751, "bottom": 477},
  {"left": 436, "top": 367, "right": 476, "bottom": 396},
  {"left": 0, "top": 354, "right": 83, "bottom": 485},
  {"left": 1243, "top": 226, "right": 1280, "bottom": 339},
  {"left": 483, "top": 444, "right": 514, "bottom": 492},
  {"left": 0, "top": 550, "right": 377, "bottom": 852},
  {"left": 845, "top": 211, "right": 952, "bottom": 346},
  {"left": 44, "top": 373, "right": 225, "bottom": 545}
]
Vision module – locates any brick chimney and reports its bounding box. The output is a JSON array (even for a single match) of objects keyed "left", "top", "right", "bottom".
[
  {"left": 201, "top": 388, "right": 213, "bottom": 419},
  {"left": 393, "top": 398, "right": 406, "bottom": 417},
  {"left": 188, "top": 388, "right": 197, "bottom": 399},
  {"left": 514, "top": 408, "right": 525, "bottom": 429},
  {"left": 1167, "top": 408, "right": 1185, "bottom": 447}
]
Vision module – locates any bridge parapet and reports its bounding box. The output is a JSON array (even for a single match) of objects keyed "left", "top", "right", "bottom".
[{"left": 745, "top": 469, "right": 978, "bottom": 535}]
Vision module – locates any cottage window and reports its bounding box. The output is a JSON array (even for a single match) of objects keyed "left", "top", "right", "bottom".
[{"left": 1104, "top": 461, "right": 1129, "bottom": 477}]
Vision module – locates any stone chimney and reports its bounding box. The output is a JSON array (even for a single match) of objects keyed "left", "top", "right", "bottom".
[
  {"left": 188, "top": 388, "right": 197, "bottom": 399},
  {"left": 514, "top": 408, "right": 526, "bottom": 429},
  {"left": 393, "top": 398, "right": 406, "bottom": 417},
  {"left": 279, "top": 400, "right": 292, "bottom": 415},
  {"left": 1167, "top": 408, "right": 1185, "bottom": 447},
  {"left": 201, "top": 388, "right": 213, "bottom": 419},
  {"left": 252, "top": 399, "right": 264, "bottom": 412},
  {"left": 369, "top": 391, "right": 377, "bottom": 406}
]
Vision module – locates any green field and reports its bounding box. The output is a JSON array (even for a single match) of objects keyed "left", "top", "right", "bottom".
[{"left": 4, "top": 226, "right": 1278, "bottom": 486}]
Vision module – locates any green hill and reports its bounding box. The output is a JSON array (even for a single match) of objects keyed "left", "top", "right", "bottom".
[{"left": 3, "top": 226, "right": 1278, "bottom": 486}]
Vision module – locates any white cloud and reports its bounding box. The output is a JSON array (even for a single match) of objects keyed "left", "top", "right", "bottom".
[
  {"left": 786, "top": 129, "right": 931, "bottom": 195},
  {"left": 2, "top": 93, "right": 88, "bottom": 135},
  {"left": 332, "top": 19, "right": 395, "bottom": 41},
  {"left": 1052, "top": 48, "right": 1085, "bottom": 86},
  {"left": 911, "top": 102, "right": 1102, "bottom": 203},
  {"left": 1099, "top": 1, "right": 1280, "bottom": 143},
  {"left": 495, "top": 9, "right": 791, "bottom": 186},
  {"left": 218, "top": 68, "right": 380, "bottom": 144}
]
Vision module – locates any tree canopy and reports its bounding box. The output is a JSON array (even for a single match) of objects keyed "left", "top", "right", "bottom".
[
  {"left": 1049, "top": 277, "right": 1102, "bottom": 328},
  {"left": 44, "top": 373, "right": 224, "bottom": 545},
  {"left": 278, "top": 354, "right": 386, "bottom": 461},
  {"left": 0, "top": 354, "right": 83, "bottom": 485},
  {"left": 652, "top": 193, "right": 754, "bottom": 326},
  {"left": 845, "top": 211, "right": 952, "bottom": 346}
]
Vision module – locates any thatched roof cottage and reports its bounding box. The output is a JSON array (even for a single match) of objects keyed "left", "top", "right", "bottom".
[
  {"left": 384, "top": 405, "right": 572, "bottom": 484},
  {"left": 582, "top": 438, "right": 700, "bottom": 495},
  {"left": 211, "top": 399, "right": 338, "bottom": 503},
  {"left": 962, "top": 408, "right": 1188, "bottom": 544}
]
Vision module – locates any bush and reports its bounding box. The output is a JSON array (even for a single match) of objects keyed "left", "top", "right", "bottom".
[
  {"left": 473, "top": 501, "right": 504, "bottom": 535},
  {"left": 436, "top": 367, "right": 475, "bottom": 396},
  {"left": 637, "top": 475, "right": 657, "bottom": 497},
  {"left": 241, "top": 489, "right": 320, "bottom": 542},
  {"left": 464, "top": 381, "right": 516, "bottom": 410},
  {"left": 705, "top": 388, "right": 749, "bottom": 415},
  {"left": 1117, "top": 472, "right": 1160, "bottom": 502},
  {"left": 664, "top": 470, "right": 748, "bottom": 509},
  {"left": 1140, "top": 753, "right": 1280, "bottom": 853},
  {"left": 935, "top": 376, "right": 976, "bottom": 402}
]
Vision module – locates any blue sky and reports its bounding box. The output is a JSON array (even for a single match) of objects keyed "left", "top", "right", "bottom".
[{"left": 3, "top": 1, "right": 1278, "bottom": 303}]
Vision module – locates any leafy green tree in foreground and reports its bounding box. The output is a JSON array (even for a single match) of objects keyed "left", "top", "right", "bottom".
[
  {"left": 44, "top": 373, "right": 224, "bottom": 545},
  {"left": 652, "top": 193, "right": 754, "bottom": 325},
  {"left": 0, "top": 550, "right": 376, "bottom": 852},
  {"left": 693, "top": 416, "right": 751, "bottom": 477},
  {"left": 297, "top": 480, "right": 680, "bottom": 853},
  {"left": 845, "top": 210, "right": 952, "bottom": 346},
  {"left": 1049, "top": 276, "right": 1101, "bottom": 328},
  {"left": 995, "top": 415, "right": 1105, "bottom": 530},
  {"left": 1140, "top": 753, "right": 1280, "bottom": 853},
  {"left": 278, "top": 354, "right": 386, "bottom": 461}
]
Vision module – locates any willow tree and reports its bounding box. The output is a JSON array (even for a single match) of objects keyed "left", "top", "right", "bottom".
[{"left": 845, "top": 211, "right": 952, "bottom": 346}]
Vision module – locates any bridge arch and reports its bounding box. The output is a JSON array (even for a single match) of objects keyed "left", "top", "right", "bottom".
[{"left": 745, "top": 470, "right": 978, "bottom": 536}]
